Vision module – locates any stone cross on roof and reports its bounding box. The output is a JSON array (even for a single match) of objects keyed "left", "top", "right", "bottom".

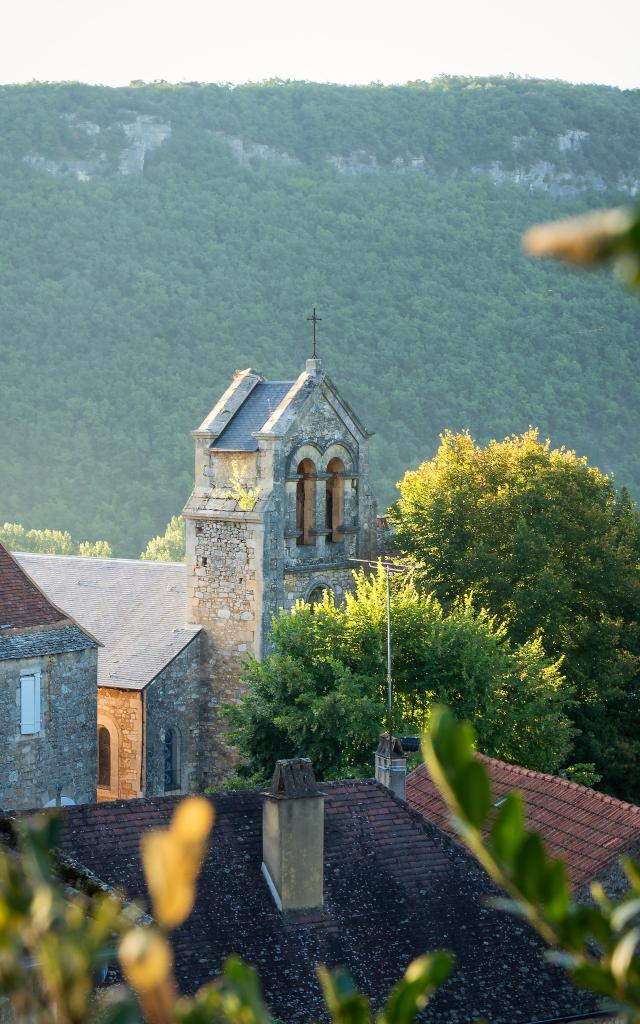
[{"left": 306, "top": 307, "right": 321, "bottom": 358}]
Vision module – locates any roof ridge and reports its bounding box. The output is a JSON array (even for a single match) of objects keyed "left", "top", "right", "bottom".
[
  {"left": 16, "top": 552, "right": 186, "bottom": 567},
  {"left": 476, "top": 753, "right": 640, "bottom": 814}
]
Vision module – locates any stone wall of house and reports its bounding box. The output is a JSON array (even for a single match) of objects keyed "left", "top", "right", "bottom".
[
  {"left": 0, "top": 647, "right": 97, "bottom": 811},
  {"left": 145, "top": 636, "right": 205, "bottom": 796},
  {"left": 97, "top": 687, "right": 143, "bottom": 801}
]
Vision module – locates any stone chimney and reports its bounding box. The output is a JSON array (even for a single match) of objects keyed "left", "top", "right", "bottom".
[
  {"left": 375, "top": 733, "right": 407, "bottom": 801},
  {"left": 262, "top": 758, "right": 325, "bottom": 913}
]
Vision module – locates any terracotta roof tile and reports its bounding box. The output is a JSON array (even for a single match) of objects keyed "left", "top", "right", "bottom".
[
  {"left": 407, "top": 754, "right": 640, "bottom": 887},
  {"left": 0, "top": 542, "right": 67, "bottom": 631},
  {"left": 0, "top": 542, "right": 96, "bottom": 659}
]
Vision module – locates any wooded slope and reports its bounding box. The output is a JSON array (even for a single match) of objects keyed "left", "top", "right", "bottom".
[{"left": 1, "top": 77, "right": 639, "bottom": 555}]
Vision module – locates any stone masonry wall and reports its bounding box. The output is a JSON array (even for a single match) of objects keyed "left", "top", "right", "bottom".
[
  {"left": 97, "top": 687, "right": 143, "bottom": 801},
  {"left": 186, "top": 515, "right": 263, "bottom": 787},
  {"left": 145, "top": 636, "right": 203, "bottom": 797},
  {"left": 0, "top": 647, "right": 97, "bottom": 811},
  {"left": 283, "top": 567, "right": 357, "bottom": 607}
]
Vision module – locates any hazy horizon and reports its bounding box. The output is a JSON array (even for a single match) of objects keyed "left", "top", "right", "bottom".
[{"left": 2, "top": 0, "right": 638, "bottom": 92}]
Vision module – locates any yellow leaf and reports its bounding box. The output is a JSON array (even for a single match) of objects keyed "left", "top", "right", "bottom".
[
  {"left": 119, "top": 927, "right": 173, "bottom": 992},
  {"left": 171, "top": 796, "right": 215, "bottom": 844}
]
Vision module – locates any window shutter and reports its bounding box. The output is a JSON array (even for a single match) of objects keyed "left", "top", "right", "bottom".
[
  {"left": 20, "top": 674, "right": 41, "bottom": 735},
  {"left": 34, "top": 673, "right": 41, "bottom": 732}
]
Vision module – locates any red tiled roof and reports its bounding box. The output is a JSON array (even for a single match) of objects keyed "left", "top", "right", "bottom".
[
  {"left": 0, "top": 542, "right": 68, "bottom": 631},
  {"left": 407, "top": 755, "right": 640, "bottom": 887}
]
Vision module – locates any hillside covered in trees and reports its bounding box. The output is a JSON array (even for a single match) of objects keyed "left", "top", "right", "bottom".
[{"left": 1, "top": 76, "right": 640, "bottom": 556}]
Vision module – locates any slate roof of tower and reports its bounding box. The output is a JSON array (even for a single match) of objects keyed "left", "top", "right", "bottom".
[
  {"left": 56, "top": 781, "right": 599, "bottom": 1024},
  {"left": 14, "top": 554, "right": 200, "bottom": 690},
  {"left": 211, "top": 380, "right": 294, "bottom": 450},
  {"left": 407, "top": 756, "right": 640, "bottom": 888},
  {"left": 0, "top": 542, "right": 97, "bottom": 660}
]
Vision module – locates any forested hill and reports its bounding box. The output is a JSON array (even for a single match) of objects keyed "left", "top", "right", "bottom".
[{"left": 2, "top": 77, "right": 640, "bottom": 556}]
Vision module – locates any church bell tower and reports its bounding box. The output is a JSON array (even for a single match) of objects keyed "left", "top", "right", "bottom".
[{"left": 183, "top": 347, "right": 377, "bottom": 784}]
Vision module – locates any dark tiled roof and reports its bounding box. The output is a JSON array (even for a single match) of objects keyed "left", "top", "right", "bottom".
[
  {"left": 15, "top": 554, "right": 200, "bottom": 690},
  {"left": 407, "top": 756, "right": 640, "bottom": 887},
  {"left": 57, "top": 781, "right": 597, "bottom": 1024},
  {"left": 0, "top": 623, "right": 97, "bottom": 660},
  {"left": 0, "top": 542, "right": 68, "bottom": 631},
  {"left": 212, "top": 381, "right": 293, "bottom": 451}
]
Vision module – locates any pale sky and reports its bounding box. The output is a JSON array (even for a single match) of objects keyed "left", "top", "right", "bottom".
[{"left": 1, "top": 0, "right": 639, "bottom": 90}]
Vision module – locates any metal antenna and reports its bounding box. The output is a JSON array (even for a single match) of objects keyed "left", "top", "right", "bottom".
[
  {"left": 349, "top": 557, "right": 409, "bottom": 743},
  {"left": 306, "top": 307, "right": 322, "bottom": 358}
]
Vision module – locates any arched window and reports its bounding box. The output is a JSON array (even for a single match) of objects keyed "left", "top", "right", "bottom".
[
  {"left": 164, "top": 727, "right": 180, "bottom": 792},
  {"left": 326, "top": 458, "right": 345, "bottom": 543},
  {"left": 307, "top": 586, "right": 326, "bottom": 608},
  {"left": 296, "top": 458, "right": 316, "bottom": 546},
  {"left": 98, "top": 726, "right": 111, "bottom": 789}
]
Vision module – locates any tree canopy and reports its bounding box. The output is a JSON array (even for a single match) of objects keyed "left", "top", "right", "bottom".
[
  {"left": 389, "top": 429, "right": 640, "bottom": 800},
  {"left": 225, "top": 567, "right": 575, "bottom": 784}
]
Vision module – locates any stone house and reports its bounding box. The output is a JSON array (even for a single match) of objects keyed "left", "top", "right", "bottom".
[
  {"left": 0, "top": 542, "right": 98, "bottom": 810},
  {"left": 17, "top": 555, "right": 203, "bottom": 802},
  {"left": 12, "top": 356, "right": 378, "bottom": 800}
]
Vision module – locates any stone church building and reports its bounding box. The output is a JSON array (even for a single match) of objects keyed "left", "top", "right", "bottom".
[{"left": 5, "top": 356, "right": 377, "bottom": 807}]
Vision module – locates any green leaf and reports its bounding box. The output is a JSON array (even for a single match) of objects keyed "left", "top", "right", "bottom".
[
  {"left": 513, "top": 833, "right": 546, "bottom": 902},
  {"left": 379, "top": 953, "right": 453, "bottom": 1024},
  {"left": 611, "top": 898, "right": 640, "bottom": 933},
  {"left": 490, "top": 792, "right": 525, "bottom": 866},
  {"left": 455, "top": 761, "right": 491, "bottom": 829},
  {"left": 622, "top": 857, "right": 640, "bottom": 893},
  {"left": 611, "top": 927, "right": 640, "bottom": 984},
  {"left": 318, "top": 966, "right": 371, "bottom": 1024},
  {"left": 540, "top": 859, "right": 570, "bottom": 922}
]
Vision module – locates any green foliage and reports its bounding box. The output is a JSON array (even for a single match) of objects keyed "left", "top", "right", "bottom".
[
  {"left": 2, "top": 80, "right": 640, "bottom": 556},
  {"left": 227, "top": 461, "right": 260, "bottom": 511},
  {"left": 318, "top": 953, "right": 453, "bottom": 1024},
  {"left": 0, "top": 521, "right": 112, "bottom": 557},
  {"left": 390, "top": 430, "right": 640, "bottom": 800},
  {"left": 0, "top": 814, "right": 134, "bottom": 1023},
  {"left": 224, "top": 567, "right": 575, "bottom": 785},
  {"left": 139, "top": 515, "right": 185, "bottom": 561},
  {"left": 424, "top": 706, "right": 640, "bottom": 1021}
]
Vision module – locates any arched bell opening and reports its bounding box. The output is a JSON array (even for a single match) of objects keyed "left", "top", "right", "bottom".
[
  {"left": 326, "top": 457, "right": 345, "bottom": 543},
  {"left": 296, "top": 458, "right": 316, "bottom": 546}
]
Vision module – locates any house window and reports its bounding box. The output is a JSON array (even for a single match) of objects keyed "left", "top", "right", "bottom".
[
  {"left": 20, "top": 674, "right": 41, "bottom": 735},
  {"left": 164, "top": 728, "right": 180, "bottom": 792},
  {"left": 98, "top": 726, "right": 111, "bottom": 788},
  {"left": 296, "top": 458, "right": 316, "bottom": 546},
  {"left": 326, "top": 458, "right": 345, "bottom": 543}
]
